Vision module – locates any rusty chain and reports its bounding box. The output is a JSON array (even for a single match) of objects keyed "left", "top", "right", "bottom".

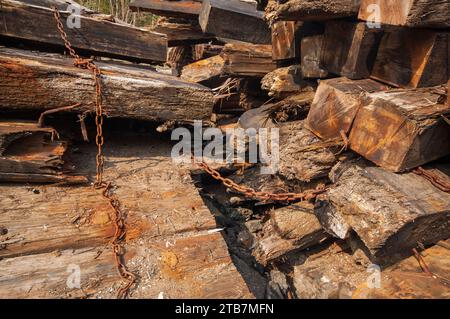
[
  {"left": 52, "top": 7, "right": 136, "bottom": 299},
  {"left": 194, "top": 158, "right": 326, "bottom": 202},
  {"left": 413, "top": 166, "right": 450, "bottom": 193}
]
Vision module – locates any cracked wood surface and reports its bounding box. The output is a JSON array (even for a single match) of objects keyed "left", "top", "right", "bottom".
[{"left": 0, "top": 46, "right": 214, "bottom": 122}]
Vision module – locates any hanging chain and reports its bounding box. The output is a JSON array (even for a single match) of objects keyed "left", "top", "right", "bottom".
[
  {"left": 194, "top": 158, "right": 326, "bottom": 202},
  {"left": 52, "top": 7, "right": 136, "bottom": 298},
  {"left": 413, "top": 166, "right": 450, "bottom": 193}
]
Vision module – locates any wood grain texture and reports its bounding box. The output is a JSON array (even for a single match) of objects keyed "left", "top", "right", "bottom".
[
  {"left": 253, "top": 202, "right": 329, "bottom": 265},
  {"left": 320, "top": 20, "right": 383, "bottom": 79},
  {"left": 278, "top": 121, "right": 336, "bottom": 182},
  {"left": 324, "top": 161, "right": 450, "bottom": 263},
  {"left": 306, "top": 77, "right": 388, "bottom": 140},
  {"left": 221, "top": 43, "right": 277, "bottom": 77},
  {"left": 371, "top": 29, "right": 449, "bottom": 88},
  {"left": 0, "top": 47, "right": 214, "bottom": 121},
  {"left": 349, "top": 86, "right": 450, "bottom": 172}
]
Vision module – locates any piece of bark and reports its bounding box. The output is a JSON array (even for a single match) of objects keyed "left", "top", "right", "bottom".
[
  {"left": 151, "top": 22, "right": 215, "bottom": 47},
  {"left": 0, "top": 121, "right": 86, "bottom": 184},
  {"left": 278, "top": 121, "right": 337, "bottom": 182},
  {"left": 221, "top": 43, "right": 277, "bottom": 77},
  {"left": 320, "top": 20, "right": 383, "bottom": 79},
  {"left": 199, "top": 0, "right": 271, "bottom": 44},
  {"left": 181, "top": 55, "right": 225, "bottom": 87},
  {"left": 306, "top": 77, "right": 389, "bottom": 140},
  {"left": 261, "top": 65, "right": 316, "bottom": 98},
  {"left": 0, "top": 47, "right": 213, "bottom": 122},
  {"left": 292, "top": 239, "right": 450, "bottom": 299},
  {"left": 0, "top": 0, "right": 168, "bottom": 63},
  {"left": 323, "top": 161, "right": 450, "bottom": 264},
  {"left": 253, "top": 202, "right": 330, "bottom": 265},
  {"left": 301, "top": 35, "right": 328, "bottom": 78},
  {"left": 349, "top": 86, "right": 450, "bottom": 172},
  {"left": 271, "top": 21, "right": 302, "bottom": 61},
  {"left": 129, "top": 0, "right": 202, "bottom": 19},
  {"left": 371, "top": 29, "right": 449, "bottom": 89},
  {"left": 358, "top": 0, "right": 450, "bottom": 29},
  {"left": 266, "top": 0, "right": 361, "bottom": 22}
]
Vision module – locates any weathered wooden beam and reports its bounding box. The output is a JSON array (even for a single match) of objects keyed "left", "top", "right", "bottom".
[
  {"left": 151, "top": 21, "right": 216, "bottom": 47},
  {"left": 371, "top": 29, "right": 449, "bottom": 88},
  {"left": 261, "top": 65, "right": 316, "bottom": 98},
  {"left": 301, "top": 35, "right": 328, "bottom": 78},
  {"left": 359, "top": 0, "right": 450, "bottom": 29},
  {"left": 253, "top": 202, "right": 329, "bottom": 265},
  {"left": 278, "top": 121, "right": 337, "bottom": 182},
  {"left": 181, "top": 55, "right": 225, "bottom": 87},
  {"left": 318, "top": 161, "right": 450, "bottom": 264},
  {"left": 0, "top": 47, "right": 214, "bottom": 121},
  {"left": 266, "top": 0, "right": 361, "bottom": 22},
  {"left": 221, "top": 43, "right": 277, "bottom": 77},
  {"left": 199, "top": 0, "right": 271, "bottom": 44},
  {"left": 349, "top": 86, "right": 450, "bottom": 172},
  {"left": 306, "top": 77, "right": 388, "bottom": 140},
  {"left": 129, "top": 0, "right": 202, "bottom": 19},
  {"left": 320, "top": 20, "right": 383, "bottom": 79},
  {"left": 271, "top": 21, "right": 301, "bottom": 61},
  {"left": 0, "top": 0, "right": 168, "bottom": 63},
  {"left": 0, "top": 121, "right": 86, "bottom": 184}
]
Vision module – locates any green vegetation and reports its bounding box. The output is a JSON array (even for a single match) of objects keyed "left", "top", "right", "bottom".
[{"left": 78, "top": 0, "right": 158, "bottom": 27}]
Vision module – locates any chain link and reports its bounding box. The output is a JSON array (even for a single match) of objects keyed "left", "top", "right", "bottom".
[
  {"left": 413, "top": 166, "right": 450, "bottom": 193},
  {"left": 194, "top": 158, "right": 326, "bottom": 202},
  {"left": 52, "top": 7, "right": 136, "bottom": 298}
]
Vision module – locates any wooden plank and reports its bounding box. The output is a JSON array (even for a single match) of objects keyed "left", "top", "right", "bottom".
[
  {"left": 265, "top": 0, "right": 361, "bottom": 22},
  {"left": 349, "top": 86, "right": 450, "bottom": 172},
  {"left": 371, "top": 29, "right": 449, "bottom": 88},
  {"left": 320, "top": 20, "right": 383, "bottom": 79},
  {"left": 199, "top": 0, "right": 271, "bottom": 44},
  {"left": 359, "top": 0, "right": 450, "bottom": 29},
  {"left": 261, "top": 65, "right": 316, "bottom": 98},
  {"left": 306, "top": 77, "right": 389, "bottom": 140},
  {"left": 321, "top": 161, "right": 450, "bottom": 264},
  {"left": 253, "top": 202, "right": 329, "bottom": 265},
  {"left": 181, "top": 55, "right": 225, "bottom": 87},
  {"left": 129, "top": 0, "right": 202, "bottom": 19},
  {"left": 0, "top": 46, "right": 214, "bottom": 122},
  {"left": 301, "top": 35, "right": 328, "bottom": 78},
  {"left": 278, "top": 121, "right": 336, "bottom": 182},
  {"left": 0, "top": 0, "right": 168, "bottom": 63},
  {"left": 221, "top": 43, "right": 277, "bottom": 77}
]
